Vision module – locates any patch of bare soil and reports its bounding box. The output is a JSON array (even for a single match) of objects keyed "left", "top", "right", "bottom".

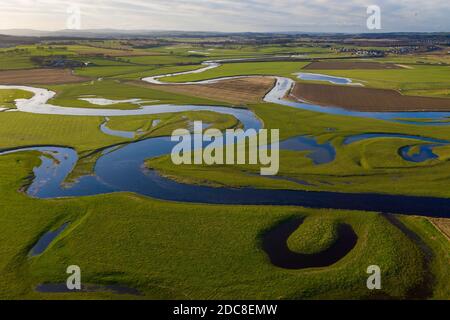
[
  {"left": 290, "top": 83, "right": 450, "bottom": 112},
  {"left": 0, "top": 68, "right": 88, "bottom": 85},
  {"left": 133, "top": 77, "right": 276, "bottom": 105}
]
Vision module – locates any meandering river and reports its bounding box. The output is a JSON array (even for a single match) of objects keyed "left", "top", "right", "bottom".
[{"left": 1, "top": 58, "right": 450, "bottom": 218}]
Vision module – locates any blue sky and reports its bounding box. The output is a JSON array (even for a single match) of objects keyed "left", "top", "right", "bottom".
[{"left": 0, "top": 0, "right": 449, "bottom": 32}]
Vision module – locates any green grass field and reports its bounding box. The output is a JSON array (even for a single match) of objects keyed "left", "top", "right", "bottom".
[
  {"left": 117, "top": 55, "right": 205, "bottom": 65},
  {"left": 287, "top": 216, "right": 339, "bottom": 254},
  {"left": 107, "top": 111, "right": 238, "bottom": 135},
  {"left": 0, "top": 89, "right": 33, "bottom": 108},
  {"left": 45, "top": 80, "right": 230, "bottom": 110},
  {"left": 74, "top": 64, "right": 206, "bottom": 80},
  {"left": 0, "top": 53, "right": 36, "bottom": 70},
  {"left": 138, "top": 43, "right": 332, "bottom": 59},
  {"left": 113, "top": 64, "right": 204, "bottom": 80},
  {"left": 0, "top": 152, "right": 448, "bottom": 299},
  {"left": 146, "top": 102, "right": 450, "bottom": 198},
  {"left": 161, "top": 61, "right": 310, "bottom": 82},
  {"left": 0, "top": 41, "right": 449, "bottom": 300},
  {"left": 297, "top": 64, "right": 450, "bottom": 97},
  {"left": 0, "top": 112, "right": 122, "bottom": 151}
]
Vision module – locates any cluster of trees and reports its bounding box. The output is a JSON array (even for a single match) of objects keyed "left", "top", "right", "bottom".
[
  {"left": 30, "top": 56, "right": 85, "bottom": 68},
  {"left": 0, "top": 48, "right": 30, "bottom": 55}
]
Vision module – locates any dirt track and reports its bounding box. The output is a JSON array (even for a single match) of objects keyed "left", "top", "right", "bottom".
[
  {"left": 133, "top": 77, "right": 276, "bottom": 105},
  {"left": 0, "top": 68, "right": 88, "bottom": 85},
  {"left": 304, "top": 61, "right": 403, "bottom": 70},
  {"left": 290, "top": 83, "right": 450, "bottom": 112}
]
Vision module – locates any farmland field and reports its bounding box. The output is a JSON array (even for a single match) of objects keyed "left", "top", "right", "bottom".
[
  {"left": 0, "top": 68, "right": 88, "bottom": 85},
  {"left": 290, "top": 83, "right": 450, "bottom": 111},
  {"left": 161, "top": 61, "right": 311, "bottom": 82},
  {"left": 137, "top": 76, "right": 276, "bottom": 104},
  {"left": 297, "top": 65, "right": 450, "bottom": 97},
  {"left": 0, "top": 33, "right": 449, "bottom": 303}
]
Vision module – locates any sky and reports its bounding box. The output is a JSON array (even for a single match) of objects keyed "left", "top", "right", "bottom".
[{"left": 0, "top": 0, "right": 449, "bottom": 33}]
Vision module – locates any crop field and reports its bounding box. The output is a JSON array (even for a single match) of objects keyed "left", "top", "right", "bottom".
[
  {"left": 290, "top": 83, "right": 450, "bottom": 111},
  {"left": 298, "top": 64, "right": 450, "bottom": 97},
  {"left": 138, "top": 76, "right": 276, "bottom": 105},
  {"left": 116, "top": 54, "right": 205, "bottom": 65},
  {"left": 140, "top": 43, "right": 333, "bottom": 58},
  {"left": 0, "top": 68, "right": 88, "bottom": 85},
  {"left": 0, "top": 53, "right": 36, "bottom": 70},
  {"left": 0, "top": 36, "right": 449, "bottom": 302}
]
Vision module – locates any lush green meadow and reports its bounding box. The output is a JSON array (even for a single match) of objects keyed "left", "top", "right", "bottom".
[
  {"left": 0, "top": 112, "right": 122, "bottom": 151},
  {"left": 0, "top": 53, "right": 36, "bottom": 70},
  {"left": 287, "top": 216, "right": 339, "bottom": 254},
  {"left": 0, "top": 152, "right": 448, "bottom": 299},
  {"left": 162, "top": 61, "right": 310, "bottom": 82},
  {"left": 0, "top": 40, "right": 449, "bottom": 300}
]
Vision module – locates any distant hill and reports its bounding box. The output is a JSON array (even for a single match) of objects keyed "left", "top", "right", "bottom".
[
  {"left": 0, "top": 29, "right": 230, "bottom": 39},
  {"left": 0, "top": 29, "right": 448, "bottom": 45},
  {"left": 0, "top": 34, "right": 39, "bottom": 48}
]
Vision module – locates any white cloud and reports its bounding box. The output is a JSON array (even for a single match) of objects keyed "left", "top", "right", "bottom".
[{"left": 0, "top": 0, "right": 448, "bottom": 32}]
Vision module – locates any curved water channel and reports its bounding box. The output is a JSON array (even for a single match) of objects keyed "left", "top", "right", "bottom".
[
  {"left": 294, "top": 72, "right": 363, "bottom": 86},
  {"left": 0, "top": 59, "right": 450, "bottom": 219},
  {"left": 262, "top": 217, "right": 357, "bottom": 269},
  {"left": 343, "top": 133, "right": 449, "bottom": 162}
]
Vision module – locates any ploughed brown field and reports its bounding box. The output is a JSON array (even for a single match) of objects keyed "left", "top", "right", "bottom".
[
  {"left": 290, "top": 83, "right": 450, "bottom": 112},
  {"left": 133, "top": 76, "right": 276, "bottom": 105},
  {"left": 304, "top": 61, "right": 403, "bottom": 70},
  {"left": 0, "top": 68, "right": 88, "bottom": 85}
]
